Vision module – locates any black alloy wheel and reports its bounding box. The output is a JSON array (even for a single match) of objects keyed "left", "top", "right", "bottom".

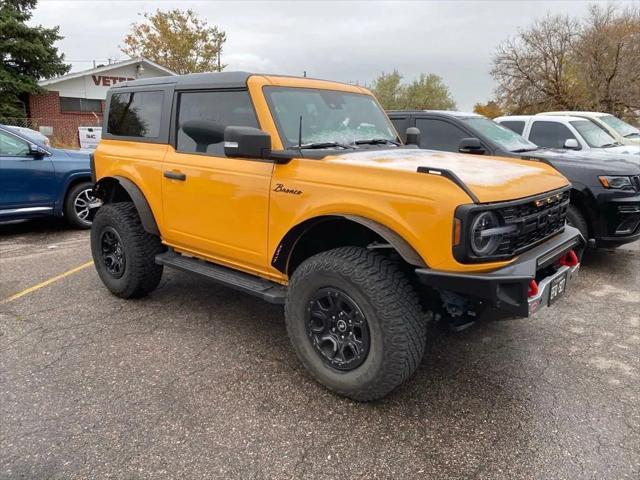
[
  {"left": 100, "top": 226, "right": 126, "bottom": 278},
  {"left": 306, "top": 288, "right": 370, "bottom": 371}
]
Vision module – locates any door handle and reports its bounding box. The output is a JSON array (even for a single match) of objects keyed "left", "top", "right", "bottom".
[{"left": 164, "top": 171, "right": 186, "bottom": 181}]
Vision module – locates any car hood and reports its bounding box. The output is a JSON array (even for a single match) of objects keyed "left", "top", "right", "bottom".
[
  {"left": 524, "top": 149, "right": 640, "bottom": 175},
  {"left": 601, "top": 144, "right": 640, "bottom": 155},
  {"left": 56, "top": 148, "right": 92, "bottom": 161},
  {"left": 327, "top": 148, "right": 569, "bottom": 203}
]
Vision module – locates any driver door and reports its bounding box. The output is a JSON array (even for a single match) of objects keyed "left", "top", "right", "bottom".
[
  {"left": 0, "top": 129, "right": 56, "bottom": 214},
  {"left": 161, "top": 89, "right": 273, "bottom": 274}
]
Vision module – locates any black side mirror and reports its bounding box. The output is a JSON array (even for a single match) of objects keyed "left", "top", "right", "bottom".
[
  {"left": 459, "top": 137, "right": 486, "bottom": 155},
  {"left": 181, "top": 120, "right": 225, "bottom": 153},
  {"left": 405, "top": 127, "right": 421, "bottom": 146},
  {"left": 28, "top": 143, "right": 48, "bottom": 158},
  {"left": 224, "top": 126, "right": 271, "bottom": 159}
]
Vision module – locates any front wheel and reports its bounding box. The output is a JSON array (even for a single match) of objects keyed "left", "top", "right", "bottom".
[
  {"left": 91, "top": 202, "right": 165, "bottom": 298},
  {"left": 566, "top": 204, "right": 589, "bottom": 242},
  {"left": 285, "top": 247, "right": 427, "bottom": 401}
]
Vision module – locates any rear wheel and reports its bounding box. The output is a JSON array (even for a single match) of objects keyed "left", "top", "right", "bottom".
[
  {"left": 566, "top": 204, "right": 589, "bottom": 241},
  {"left": 91, "top": 202, "right": 165, "bottom": 298},
  {"left": 285, "top": 247, "right": 427, "bottom": 401}
]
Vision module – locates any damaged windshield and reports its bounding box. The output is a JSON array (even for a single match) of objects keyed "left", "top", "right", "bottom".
[{"left": 264, "top": 87, "right": 399, "bottom": 149}]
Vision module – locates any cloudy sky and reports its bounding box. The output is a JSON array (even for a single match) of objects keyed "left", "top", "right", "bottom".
[{"left": 31, "top": 0, "right": 628, "bottom": 110}]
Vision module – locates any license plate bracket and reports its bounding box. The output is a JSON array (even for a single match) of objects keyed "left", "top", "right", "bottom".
[{"left": 548, "top": 272, "right": 568, "bottom": 306}]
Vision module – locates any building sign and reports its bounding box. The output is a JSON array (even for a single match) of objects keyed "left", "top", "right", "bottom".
[
  {"left": 78, "top": 126, "right": 102, "bottom": 149},
  {"left": 92, "top": 75, "right": 134, "bottom": 87}
]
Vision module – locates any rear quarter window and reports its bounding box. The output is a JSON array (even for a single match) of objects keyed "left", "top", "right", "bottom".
[{"left": 107, "top": 91, "right": 164, "bottom": 138}]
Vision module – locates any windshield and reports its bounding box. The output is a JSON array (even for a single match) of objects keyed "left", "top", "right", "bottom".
[
  {"left": 462, "top": 117, "right": 538, "bottom": 152},
  {"left": 263, "top": 87, "right": 398, "bottom": 148},
  {"left": 600, "top": 115, "right": 640, "bottom": 139},
  {"left": 570, "top": 120, "right": 617, "bottom": 148}
]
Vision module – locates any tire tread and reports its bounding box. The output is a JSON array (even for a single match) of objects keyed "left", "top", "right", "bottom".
[{"left": 91, "top": 202, "right": 164, "bottom": 298}]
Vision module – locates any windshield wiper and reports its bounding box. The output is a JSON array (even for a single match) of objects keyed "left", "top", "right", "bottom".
[
  {"left": 600, "top": 142, "right": 621, "bottom": 148},
  {"left": 298, "top": 141, "right": 355, "bottom": 150},
  {"left": 624, "top": 132, "right": 640, "bottom": 139},
  {"left": 354, "top": 138, "right": 400, "bottom": 146}
]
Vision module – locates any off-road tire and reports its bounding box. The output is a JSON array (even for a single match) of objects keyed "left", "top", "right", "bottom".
[
  {"left": 566, "top": 204, "right": 589, "bottom": 242},
  {"left": 64, "top": 181, "right": 94, "bottom": 229},
  {"left": 91, "top": 202, "right": 164, "bottom": 298},
  {"left": 285, "top": 247, "right": 427, "bottom": 401}
]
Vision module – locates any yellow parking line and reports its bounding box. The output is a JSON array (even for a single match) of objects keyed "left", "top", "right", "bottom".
[{"left": 1, "top": 261, "right": 94, "bottom": 304}]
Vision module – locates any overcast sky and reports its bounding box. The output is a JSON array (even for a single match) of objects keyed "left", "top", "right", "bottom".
[{"left": 31, "top": 0, "right": 630, "bottom": 110}]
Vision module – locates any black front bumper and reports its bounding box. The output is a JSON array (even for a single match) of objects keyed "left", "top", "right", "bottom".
[
  {"left": 415, "top": 227, "right": 585, "bottom": 319},
  {"left": 595, "top": 193, "right": 640, "bottom": 247}
]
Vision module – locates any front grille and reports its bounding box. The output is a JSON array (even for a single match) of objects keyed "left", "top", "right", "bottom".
[{"left": 495, "top": 190, "right": 570, "bottom": 256}]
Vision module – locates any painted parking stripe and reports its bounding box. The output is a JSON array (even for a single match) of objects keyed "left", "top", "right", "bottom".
[{"left": 0, "top": 261, "right": 94, "bottom": 304}]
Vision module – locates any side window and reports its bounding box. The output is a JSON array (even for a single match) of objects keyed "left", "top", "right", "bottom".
[
  {"left": 0, "top": 130, "right": 30, "bottom": 156},
  {"left": 529, "top": 121, "right": 576, "bottom": 149},
  {"left": 390, "top": 117, "right": 409, "bottom": 142},
  {"left": 107, "top": 91, "right": 163, "bottom": 138},
  {"left": 60, "top": 97, "right": 103, "bottom": 113},
  {"left": 176, "top": 90, "right": 259, "bottom": 156},
  {"left": 416, "top": 118, "right": 468, "bottom": 152},
  {"left": 499, "top": 121, "right": 525, "bottom": 135}
]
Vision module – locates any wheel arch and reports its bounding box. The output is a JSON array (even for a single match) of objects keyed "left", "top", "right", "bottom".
[
  {"left": 58, "top": 173, "right": 93, "bottom": 215},
  {"left": 272, "top": 215, "right": 427, "bottom": 275},
  {"left": 569, "top": 187, "right": 597, "bottom": 238},
  {"left": 93, "top": 176, "right": 159, "bottom": 236}
]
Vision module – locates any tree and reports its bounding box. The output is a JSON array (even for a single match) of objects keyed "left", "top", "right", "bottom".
[
  {"left": 0, "top": 0, "right": 70, "bottom": 118},
  {"left": 573, "top": 4, "right": 640, "bottom": 117},
  {"left": 490, "top": 4, "right": 640, "bottom": 119},
  {"left": 473, "top": 100, "right": 503, "bottom": 118},
  {"left": 121, "top": 9, "right": 227, "bottom": 75},
  {"left": 491, "top": 14, "right": 582, "bottom": 114},
  {"left": 403, "top": 73, "right": 456, "bottom": 110},
  {"left": 370, "top": 71, "right": 456, "bottom": 110},
  {"left": 370, "top": 70, "right": 404, "bottom": 110}
]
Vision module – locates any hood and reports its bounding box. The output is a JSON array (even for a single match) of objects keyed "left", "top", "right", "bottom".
[
  {"left": 601, "top": 144, "right": 640, "bottom": 155},
  {"left": 56, "top": 148, "right": 92, "bottom": 161},
  {"left": 327, "top": 148, "right": 569, "bottom": 203},
  {"left": 622, "top": 137, "right": 640, "bottom": 146},
  {"left": 525, "top": 149, "right": 640, "bottom": 175}
]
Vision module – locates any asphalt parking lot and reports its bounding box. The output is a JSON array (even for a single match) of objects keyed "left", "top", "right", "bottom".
[{"left": 1, "top": 219, "right": 638, "bottom": 479}]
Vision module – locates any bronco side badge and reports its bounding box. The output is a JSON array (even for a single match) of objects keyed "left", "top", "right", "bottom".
[{"left": 273, "top": 184, "right": 303, "bottom": 195}]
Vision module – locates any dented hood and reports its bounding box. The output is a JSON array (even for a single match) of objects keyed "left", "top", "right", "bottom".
[{"left": 329, "top": 148, "right": 569, "bottom": 203}]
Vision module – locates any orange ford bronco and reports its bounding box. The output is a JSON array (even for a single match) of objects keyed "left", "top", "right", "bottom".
[{"left": 90, "top": 72, "right": 584, "bottom": 400}]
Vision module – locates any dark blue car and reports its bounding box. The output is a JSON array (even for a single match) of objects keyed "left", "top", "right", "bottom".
[{"left": 0, "top": 125, "right": 97, "bottom": 229}]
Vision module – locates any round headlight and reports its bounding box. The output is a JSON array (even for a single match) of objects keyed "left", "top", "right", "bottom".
[{"left": 470, "top": 211, "right": 502, "bottom": 256}]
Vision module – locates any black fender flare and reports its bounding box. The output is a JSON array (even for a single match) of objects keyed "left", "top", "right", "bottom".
[
  {"left": 94, "top": 176, "right": 160, "bottom": 236},
  {"left": 271, "top": 214, "right": 427, "bottom": 274}
]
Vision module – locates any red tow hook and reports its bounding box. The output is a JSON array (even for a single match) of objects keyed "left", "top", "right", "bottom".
[
  {"left": 559, "top": 249, "right": 579, "bottom": 267},
  {"left": 528, "top": 279, "right": 539, "bottom": 298}
]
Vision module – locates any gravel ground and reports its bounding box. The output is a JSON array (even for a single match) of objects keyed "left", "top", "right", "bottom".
[{"left": 1, "top": 218, "right": 638, "bottom": 479}]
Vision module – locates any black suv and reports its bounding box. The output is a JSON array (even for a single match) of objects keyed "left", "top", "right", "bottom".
[{"left": 388, "top": 110, "right": 640, "bottom": 248}]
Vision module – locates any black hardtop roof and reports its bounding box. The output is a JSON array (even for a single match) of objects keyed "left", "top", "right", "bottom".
[
  {"left": 110, "top": 71, "right": 360, "bottom": 92},
  {"left": 111, "top": 71, "right": 253, "bottom": 90},
  {"left": 387, "top": 110, "right": 482, "bottom": 118}
]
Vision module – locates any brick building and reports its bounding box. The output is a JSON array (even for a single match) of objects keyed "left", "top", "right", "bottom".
[{"left": 28, "top": 57, "right": 175, "bottom": 147}]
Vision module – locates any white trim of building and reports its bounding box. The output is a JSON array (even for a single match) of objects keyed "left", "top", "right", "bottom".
[{"left": 39, "top": 57, "right": 176, "bottom": 87}]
